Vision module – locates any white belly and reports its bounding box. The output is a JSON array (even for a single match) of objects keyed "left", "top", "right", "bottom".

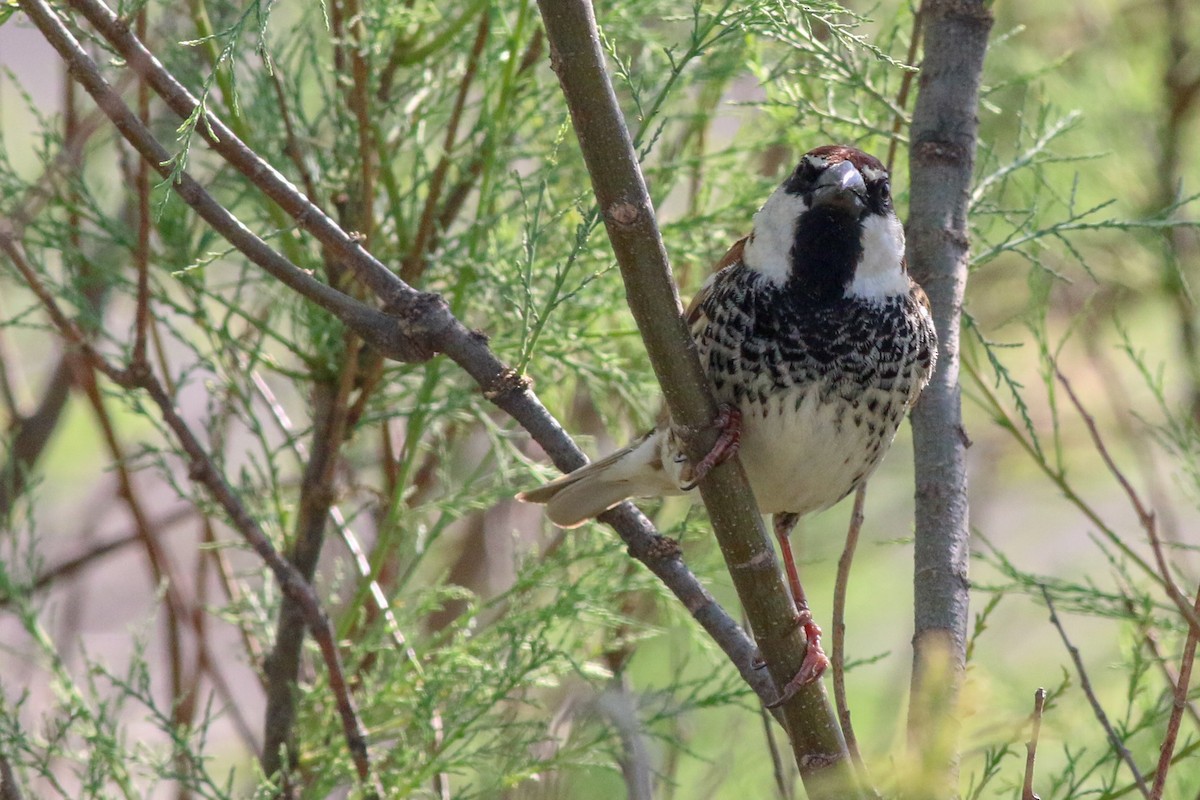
[{"left": 737, "top": 389, "right": 895, "bottom": 516}]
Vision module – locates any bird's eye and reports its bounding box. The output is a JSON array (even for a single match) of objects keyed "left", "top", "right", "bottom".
[
  {"left": 878, "top": 182, "right": 891, "bottom": 201},
  {"left": 795, "top": 160, "right": 819, "bottom": 184}
]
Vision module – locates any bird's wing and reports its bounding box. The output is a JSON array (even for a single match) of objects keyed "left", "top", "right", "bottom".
[
  {"left": 684, "top": 235, "right": 747, "bottom": 338},
  {"left": 651, "top": 236, "right": 749, "bottom": 430}
]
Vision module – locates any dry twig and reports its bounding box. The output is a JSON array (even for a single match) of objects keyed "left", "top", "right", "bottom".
[
  {"left": 1021, "top": 687, "right": 1046, "bottom": 800},
  {"left": 832, "top": 484, "right": 871, "bottom": 786},
  {"left": 1042, "top": 586, "right": 1151, "bottom": 799}
]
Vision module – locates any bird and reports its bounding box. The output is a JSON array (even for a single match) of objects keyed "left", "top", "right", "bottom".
[{"left": 518, "top": 144, "right": 938, "bottom": 695}]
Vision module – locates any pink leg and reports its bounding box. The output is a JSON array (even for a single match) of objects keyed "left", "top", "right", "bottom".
[
  {"left": 767, "top": 513, "right": 829, "bottom": 707},
  {"left": 680, "top": 405, "right": 742, "bottom": 490}
]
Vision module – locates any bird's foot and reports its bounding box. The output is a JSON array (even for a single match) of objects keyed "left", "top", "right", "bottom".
[
  {"left": 680, "top": 405, "right": 742, "bottom": 490},
  {"left": 766, "top": 612, "right": 830, "bottom": 708}
]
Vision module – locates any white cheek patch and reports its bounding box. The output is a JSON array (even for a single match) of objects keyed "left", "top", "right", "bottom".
[
  {"left": 742, "top": 188, "right": 810, "bottom": 286},
  {"left": 848, "top": 212, "right": 908, "bottom": 300}
]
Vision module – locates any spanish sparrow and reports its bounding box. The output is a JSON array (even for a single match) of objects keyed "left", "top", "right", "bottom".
[{"left": 519, "top": 144, "right": 937, "bottom": 688}]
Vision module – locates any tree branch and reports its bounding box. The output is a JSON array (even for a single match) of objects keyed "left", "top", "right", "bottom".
[
  {"left": 1043, "top": 587, "right": 1151, "bottom": 799},
  {"left": 13, "top": 0, "right": 783, "bottom": 766},
  {"left": 535, "top": 1, "right": 861, "bottom": 795},
  {"left": 905, "top": 0, "right": 992, "bottom": 791}
]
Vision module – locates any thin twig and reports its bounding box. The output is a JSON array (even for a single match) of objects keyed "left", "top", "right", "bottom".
[
  {"left": 401, "top": 10, "right": 488, "bottom": 285},
  {"left": 885, "top": 7, "right": 922, "bottom": 175},
  {"left": 1042, "top": 586, "right": 1151, "bottom": 799},
  {"left": 832, "top": 485, "right": 871, "bottom": 785},
  {"left": 1021, "top": 687, "right": 1046, "bottom": 800},
  {"left": 131, "top": 6, "right": 151, "bottom": 368},
  {"left": 1054, "top": 367, "right": 1200, "bottom": 636},
  {"left": 1150, "top": 582, "right": 1200, "bottom": 799}
]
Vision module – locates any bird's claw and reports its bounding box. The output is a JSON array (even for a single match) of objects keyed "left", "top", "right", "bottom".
[
  {"left": 765, "top": 615, "right": 829, "bottom": 708},
  {"left": 679, "top": 405, "right": 742, "bottom": 490}
]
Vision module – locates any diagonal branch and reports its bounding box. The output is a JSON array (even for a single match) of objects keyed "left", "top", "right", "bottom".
[
  {"left": 1042, "top": 587, "right": 1151, "bottom": 799},
  {"left": 0, "top": 229, "right": 379, "bottom": 792},
  {"left": 12, "top": 0, "right": 782, "bottom": 756},
  {"left": 535, "top": 1, "right": 861, "bottom": 796}
]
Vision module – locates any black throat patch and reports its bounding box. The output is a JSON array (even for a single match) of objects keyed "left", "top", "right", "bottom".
[{"left": 788, "top": 205, "right": 863, "bottom": 305}]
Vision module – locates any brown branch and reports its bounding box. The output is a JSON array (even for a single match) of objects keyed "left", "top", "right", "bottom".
[
  {"left": 0, "top": 755, "right": 25, "bottom": 800},
  {"left": 1021, "top": 688, "right": 1046, "bottom": 800},
  {"left": 832, "top": 485, "right": 870, "bottom": 785},
  {"left": 1054, "top": 367, "right": 1200, "bottom": 636},
  {"left": 1151, "top": 582, "right": 1200, "bottom": 799},
  {"left": 76, "top": 366, "right": 189, "bottom": 715},
  {"left": 400, "top": 11, "right": 488, "bottom": 285},
  {"left": 885, "top": 7, "right": 922, "bottom": 176},
  {"left": 905, "top": 0, "right": 992, "bottom": 790},
  {"left": 0, "top": 64, "right": 117, "bottom": 518},
  {"left": 0, "top": 357, "right": 74, "bottom": 517},
  {"left": 1042, "top": 586, "right": 1151, "bottom": 799},
  {"left": 535, "top": 1, "right": 860, "bottom": 795},
  {"left": 261, "top": 338, "right": 361, "bottom": 785},
  {"left": 16, "top": 0, "right": 784, "bottom": 754}
]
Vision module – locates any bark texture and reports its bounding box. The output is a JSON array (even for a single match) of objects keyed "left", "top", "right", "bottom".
[{"left": 906, "top": 0, "right": 993, "bottom": 792}]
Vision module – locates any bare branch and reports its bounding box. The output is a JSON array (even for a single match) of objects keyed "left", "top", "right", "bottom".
[
  {"left": 1054, "top": 367, "right": 1200, "bottom": 636},
  {"left": 832, "top": 485, "right": 871, "bottom": 786},
  {"left": 1021, "top": 688, "right": 1046, "bottom": 800},
  {"left": 906, "top": 0, "right": 992, "bottom": 788},
  {"left": 1151, "top": 583, "right": 1200, "bottom": 799},
  {"left": 1042, "top": 586, "right": 1151, "bottom": 799}
]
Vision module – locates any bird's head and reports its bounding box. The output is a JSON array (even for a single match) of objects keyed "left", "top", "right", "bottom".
[{"left": 742, "top": 145, "right": 907, "bottom": 303}]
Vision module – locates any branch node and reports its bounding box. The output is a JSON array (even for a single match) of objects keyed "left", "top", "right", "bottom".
[
  {"left": 606, "top": 200, "right": 642, "bottom": 227},
  {"left": 482, "top": 367, "right": 529, "bottom": 401},
  {"left": 911, "top": 139, "right": 969, "bottom": 165}
]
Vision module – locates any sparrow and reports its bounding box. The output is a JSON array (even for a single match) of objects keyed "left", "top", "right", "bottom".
[{"left": 519, "top": 144, "right": 937, "bottom": 695}]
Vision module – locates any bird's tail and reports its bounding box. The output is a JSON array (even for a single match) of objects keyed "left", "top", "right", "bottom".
[{"left": 517, "top": 430, "right": 682, "bottom": 528}]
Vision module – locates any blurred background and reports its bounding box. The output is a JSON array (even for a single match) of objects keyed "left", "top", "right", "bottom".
[{"left": 1, "top": 0, "right": 1198, "bottom": 797}]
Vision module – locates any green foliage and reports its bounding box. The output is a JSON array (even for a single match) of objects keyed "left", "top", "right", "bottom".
[{"left": 2, "top": 0, "right": 1199, "bottom": 797}]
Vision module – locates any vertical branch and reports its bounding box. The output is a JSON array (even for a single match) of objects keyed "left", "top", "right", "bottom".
[
  {"left": 1021, "top": 688, "right": 1046, "bottom": 800},
  {"left": 400, "top": 12, "right": 489, "bottom": 285},
  {"left": 831, "top": 485, "right": 869, "bottom": 784},
  {"left": 1151, "top": 583, "right": 1200, "bottom": 799},
  {"left": 0, "top": 755, "right": 25, "bottom": 800},
  {"left": 132, "top": 7, "right": 151, "bottom": 366},
  {"left": 261, "top": 339, "right": 361, "bottom": 786},
  {"left": 905, "top": 0, "right": 992, "bottom": 791},
  {"left": 885, "top": 8, "right": 923, "bottom": 176},
  {"left": 1153, "top": 0, "right": 1200, "bottom": 421}
]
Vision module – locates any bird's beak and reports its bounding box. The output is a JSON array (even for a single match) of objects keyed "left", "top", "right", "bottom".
[{"left": 811, "top": 160, "right": 866, "bottom": 212}]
